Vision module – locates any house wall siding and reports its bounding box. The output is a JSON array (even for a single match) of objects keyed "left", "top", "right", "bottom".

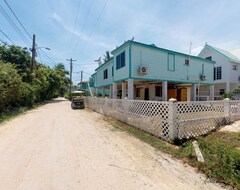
[
  {"left": 131, "top": 45, "right": 213, "bottom": 84},
  {"left": 199, "top": 47, "right": 230, "bottom": 84},
  {"left": 113, "top": 47, "right": 130, "bottom": 82},
  {"left": 95, "top": 59, "right": 113, "bottom": 87}
]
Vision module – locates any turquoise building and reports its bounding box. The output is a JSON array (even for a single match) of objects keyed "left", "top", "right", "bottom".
[{"left": 92, "top": 40, "right": 215, "bottom": 101}]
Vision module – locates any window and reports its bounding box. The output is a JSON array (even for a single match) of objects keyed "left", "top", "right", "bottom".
[
  {"left": 219, "top": 89, "right": 225, "bottom": 95},
  {"left": 214, "top": 67, "right": 222, "bottom": 80},
  {"left": 185, "top": 59, "right": 189, "bottom": 66},
  {"left": 116, "top": 51, "right": 125, "bottom": 70},
  {"left": 233, "top": 65, "right": 238, "bottom": 71},
  {"left": 103, "top": 69, "right": 108, "bottom": 79},
  {"left": 112, "top": 66, "right": 114, "bottom": 76},
  {"left": 168, "top": 53, "right": 175, "bottom": 71},
  {"left": 206, "top": 56, "right": 212, "bottom": 60},
  {"left": 136, "top": 88, "right": 141, "bottom": 97},
  {"left": 155, "top": 86, "right": 162, "bottom": 97}
]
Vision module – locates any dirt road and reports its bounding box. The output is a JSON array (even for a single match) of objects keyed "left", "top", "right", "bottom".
[{"left": 0, "top": 98, "right": 226, "bottom": 190}]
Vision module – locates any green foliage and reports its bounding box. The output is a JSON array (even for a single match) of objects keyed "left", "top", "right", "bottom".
[
  {"left": 221, "top": 92, "right": 233, "bottom": 99},
  {"left": 178, "top": 133, "right": 240, "bottom": 189},
  {"left": 105, "top": 116, "right": 240, "bottom": 189},
  {"left": 0, "top": 44, "right": 69, "bottom": 115},
  {"left": 0, "top": 61, "right": 25, "bottom": 111}
]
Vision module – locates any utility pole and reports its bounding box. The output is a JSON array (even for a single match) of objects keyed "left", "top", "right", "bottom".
[
  {"left": 31, "top": 34, "right": 36, "bottom": 72},
  {"left": 80, "top": 70, "right": 83, "bottom": 90},
  {"left": 66, "top": 58, "right": 76, "bottom": 94}
]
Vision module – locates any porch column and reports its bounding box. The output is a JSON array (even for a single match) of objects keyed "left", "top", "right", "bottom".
[
  {"left": 209, "top": 84, "right": 214, "bottom": 101},
  {"left": 226, "top": 82, "right": 230, "bottom": 93},
  {"left": 122, "top": 82, "right": 126, "bottom": 99},
  {"left": 191, "top": 84, "right": 197, "bottom": 101},
  {"left": 187, "top": 87, "right": 191, "bottom": 101},
  {"left": 128, "top": 78, "right": 134, "bottom": 100},
  {"left": 109, "top": 85, "right": 112, "bottom": 98},
  {"left": 112, "top": 82, "right": 117, "bottom": 99},
  {"left": 162, "top": 81, "right": 168, "bottom": 101},
  {"left": 102, "top": 87, "right": 105, "bottom": 98}
]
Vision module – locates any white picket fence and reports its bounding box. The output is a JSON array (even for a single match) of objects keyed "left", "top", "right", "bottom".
[{"left": 85, "top": 97, "right": 240, "bottom": 142}]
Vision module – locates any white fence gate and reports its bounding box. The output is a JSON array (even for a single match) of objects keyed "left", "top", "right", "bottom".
[{"left": 85, "top": 97, "right": 240, "bottom": 143}]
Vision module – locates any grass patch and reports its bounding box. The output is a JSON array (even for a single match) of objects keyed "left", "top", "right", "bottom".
[
  {"left": 0, "top": 105, "right": 39, "bottom": 124},
  {"left": 102, "top": 116, "right": 240, "bottom": 189}
]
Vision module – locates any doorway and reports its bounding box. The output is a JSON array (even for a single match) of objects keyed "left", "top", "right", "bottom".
[{"left": 144, "top": 88, "right": 149, "bottom": 100}]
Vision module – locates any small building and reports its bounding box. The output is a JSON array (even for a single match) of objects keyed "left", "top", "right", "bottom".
[
  {"left": 198, "top": 44, "right": 240, "bottom": 99},
  {"left": 92, "top": 40, "right": 215, "bottom": 101}
]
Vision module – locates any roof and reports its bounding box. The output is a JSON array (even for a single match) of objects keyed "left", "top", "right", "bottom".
[
  {"left": 111, "top": 40, "right": 215, "bottom": 64},
  {"left": 199, "top": 45, "right": 240, "bottom": 64},
  {"left": 229, "top": 49, "right": 240, "bottom": 59}
]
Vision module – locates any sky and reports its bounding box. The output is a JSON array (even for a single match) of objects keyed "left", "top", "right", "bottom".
[{"left": 0, "top": 0, "right": 240, "bottom": 84}]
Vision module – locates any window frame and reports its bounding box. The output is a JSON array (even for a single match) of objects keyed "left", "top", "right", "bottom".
[
  {"left": 167, "top": 53, "right": 175, "bottom": 71},
  {"left": 155, "top": 86, "right": 162, "bottom": 97},
  {"left": 116, "top": 51, "right": 125, "bottom": 70},
  {"left": 214, "top": 66, "right": 222, "bottom": 80},
  {"left": 103, "top": 69, "right": 108, "bottom": 79}
]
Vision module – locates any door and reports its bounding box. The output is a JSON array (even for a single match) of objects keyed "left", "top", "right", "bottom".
[{"left": 144, "top": 88, "right": 149, "bottom": 100}]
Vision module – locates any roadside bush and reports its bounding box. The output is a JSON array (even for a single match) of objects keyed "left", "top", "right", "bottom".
[{"left": 0, "top": 61, "right": 24, "bottom": 112}]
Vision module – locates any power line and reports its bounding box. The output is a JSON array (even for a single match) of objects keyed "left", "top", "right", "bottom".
[
  {"left": 0, "top": 5, "right": 30, "bottom": 46},
  {"left": 71, "top": 0, "right": 94, "bottom": 56},
  {"left": 0, "top": 28, "right": 15, "bottom": 44},
  {"left": 4, "top": 0, "right": 32, "bottom": 40},
  {"left": 2, "top": 1, "right": 57, "bottom": 67},
  {"left": 77, "top": 0, "right": 109, "bottom": 56},
  {"left": 39, "top": 48, "right": 57, "bottom": 65},
  {"left": 68, "top": 0, "right": 82, "bottom": 51}
]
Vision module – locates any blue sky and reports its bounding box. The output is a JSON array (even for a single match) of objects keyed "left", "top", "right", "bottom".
[{"left": 0, "top": 0, "right": 240, "bottom": 84}]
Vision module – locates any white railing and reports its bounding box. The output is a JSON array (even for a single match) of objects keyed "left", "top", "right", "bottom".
[{"left": 85, "top": 97, "right": 240, "bottom": 143}]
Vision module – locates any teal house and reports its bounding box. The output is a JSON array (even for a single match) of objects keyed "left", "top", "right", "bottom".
[{"left": 92, "top": 40, "right": 215, "bottom": 101}]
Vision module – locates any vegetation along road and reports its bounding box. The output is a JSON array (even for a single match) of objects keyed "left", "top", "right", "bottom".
[{"left": 0, "top": 98, "right": 227, "bottom": 190}]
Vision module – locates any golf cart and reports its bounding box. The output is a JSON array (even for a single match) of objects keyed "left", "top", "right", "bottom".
[{"left": 71, "top": 91, "right": 85, "bottom": 109}]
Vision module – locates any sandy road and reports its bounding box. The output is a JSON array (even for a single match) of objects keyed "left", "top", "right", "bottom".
[{"left": 0, "top": 98, "right": 226, "bottom": 190}]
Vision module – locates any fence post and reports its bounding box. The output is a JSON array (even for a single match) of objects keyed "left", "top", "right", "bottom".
[
  {"left": 168, "top": 98, "right": 178, "bottom": 142},
  {"left": 224, "top": 98, "right": 230, "bottom": 122}
]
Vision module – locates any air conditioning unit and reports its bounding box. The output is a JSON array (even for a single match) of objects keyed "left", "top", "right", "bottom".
[
  {"left": 139, "top": 66, "right": 148, "bottom": 75},
  {"left": 200, "top": 74, "right": 207, "bottom": 81}
]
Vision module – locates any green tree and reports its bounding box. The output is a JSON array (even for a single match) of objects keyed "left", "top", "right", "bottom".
[
  {"left": 0, "top": 61, "right": 26, "bottom": 112},
  {"left": 0, "top": 43, "right": 32, "bottom": 82}
]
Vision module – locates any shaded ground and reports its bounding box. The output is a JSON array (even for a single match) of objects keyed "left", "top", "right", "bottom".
[{"left": 0, "top": 98, "right": 227, "bottom": 190}]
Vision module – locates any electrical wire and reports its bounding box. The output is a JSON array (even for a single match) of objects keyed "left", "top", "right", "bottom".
[
  {"left": 4, "top": 0, "right": 32, "bottom": 40},
  {"left": 0, "top": 5, "right": 30, "bottom": 46},
  {"left": 68, "top": 0, "right": 82, "bottom": 51},
  {"left": 1, "top": 2, "right": 57, "bottom": 67},
  {"left": 71, "top": 0, "right": 94, "bottom": 56},
  {"left": 39, "top": 48, "right": 57, "bottom": 65},
  {"left": 77, "top": 0, "right": 109, "bottom": 56},
  {"left": 0, "top": 28, "right": 15, "bottom": 44}
]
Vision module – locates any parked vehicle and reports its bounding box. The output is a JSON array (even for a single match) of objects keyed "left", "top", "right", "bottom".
[{"left": 71, "top": 91, "right": 85, "bottom": 109}]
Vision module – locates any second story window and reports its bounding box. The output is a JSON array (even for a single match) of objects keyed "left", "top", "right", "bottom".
[
  {"left": 233, "top": 65, "right": 238, "bottom": 71},
  {"left": 116, "top": 51, "right": 125, "bottom": 70},
  {"left": 168, "top": 53, "right": 175, "bottom": 71},
  {"left": 206, "top": 56, "right": 212, "bottom": 60},
  {"left": 185, "top": 59, "right": 189, "bottom": 66},
  {"left": 103, "top": 69, "right": 108, "bottom": 79},
  {"left": 214, "top": 67, "right": 222, "bottom": 80}
]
